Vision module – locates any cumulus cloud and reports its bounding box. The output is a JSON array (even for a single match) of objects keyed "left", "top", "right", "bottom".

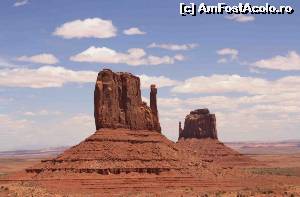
[
  {"left": 171, "top": 74, "right": 300, "bottom": 95},
  {"left": 0, "top": 114, "right": 32, "bottom": 130},
  {"left": 53, "top": 18, "right": 117, "bottom": 39},
  {"left": 160, "top": 73, "right": 300, "bottom": 141},
  {"left": 63, "top": 114, "right": 94, "bottom": 128},
  {"left": 23, "top": 110, "right": 62, "bottom": 116},
  {"left": 217, "top": 48, "right": 239, "bottom": 63},
  {"left": 138, "top": 74, "right": 179, "bottom": 89},
  {"left": 252, "top": 51, "right": 300, "bottom": 71},
  {"left": 123, "top": 27, "right": 146, "bottom": 35},
  {"left": 0, "top": 65, "right": 179, "bottom": 89},
  {"left": 13, "top": 0, "right": 28, "bottom": 7},
  {"left": 148, "top": 43, "right": 198, "bottom": 51},
  {"left": 225, "top": 14, "right": 255, "bottom": 22},
  {"left": 17, "top": 53, "right": 59, "bottom": 64},
  {"left": 0, "top": 113, "right": 95, "bottom": 151},
  {"left": 0, "top": 57, "right": 18, "bottom": 68},
  {"left": 0, "top": 66, "right": 97, "bottom": 88},
  {"left": 70, "top": 46, "right": 184, "bottom": 66},
  {"left": 158, "top": 89, "right": 300, "bottom": 141}
]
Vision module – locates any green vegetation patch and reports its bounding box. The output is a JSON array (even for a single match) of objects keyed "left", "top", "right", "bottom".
[{"left": 249, "top": 167, "right": 300, "bottom": 177}]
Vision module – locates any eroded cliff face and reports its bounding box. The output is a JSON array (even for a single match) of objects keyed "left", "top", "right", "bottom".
[
  {"left": 94, "top": 69, "right": 161, "bottom": 132},
  {"left": 179, "top": 109, "right": 218, "bottom": 140}
]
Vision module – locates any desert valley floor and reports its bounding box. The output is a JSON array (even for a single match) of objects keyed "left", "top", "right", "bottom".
[{"left": 0, "top": 141, "right": 300, "bottom": 196}]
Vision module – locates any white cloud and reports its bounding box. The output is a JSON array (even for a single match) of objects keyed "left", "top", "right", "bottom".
[
  {"left": 123, "top": 27, "right": 146, "bottom": 35},
  {"left": 0, "top": 66, "right": 97, "bottom": 88},
  {"left": 53, "top": 18, "right": 117, "bottom": 39},
  {"left": 148, "top": 43, "right": 198, "bottom": 51},
  {"left": 70, "top": 46, "right": 184, "bottom": 66},
  {"left": 0, "top": 113, "right": 95, "bottom": 151},
  {"left": 17, "top": 53, "right": 59, "bottom": 64},
  {"left": 225, "top": 14, "right": 255, "bottom": 23},
  {"left": 171, "top": 74, "right": 300, "bottom": 95},
  {"left": 252, "top": 51, "right": 300, "bottom": 71},
  {"left": 217, "top": 58, "right": 227, "bottom": 64},
  {"left": 63, "top": 114, "right": 94, "bottom": 128},
  {"left": 162, "top": 73, "right": 300, "bottom": 141},
  {"left": 138, "top": 74, "right": 179, "bottom": 89},
  {"left": 23, "top": 110, "right": 62, "bottom": 116},
  {"left": 0, "top": 114, "right": 32, "bottom": 130},
  {"left": 0, "top": 65, "right": 178, "bottom": 89},
  {"left": 158, "top": 90, "right": 300, "bottom": 141},
  {"left": 0, "top": 57, "right": 18, "bottom": 68},
  {"left": 217, "top": 48, "right": 239, "bottom": 63},
  {"left": 14, "top": 0, "right": 28, "bottom": 7}
]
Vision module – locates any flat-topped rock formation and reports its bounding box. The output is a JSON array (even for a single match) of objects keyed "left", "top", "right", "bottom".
[
  {"left": 179, "top": 108, "right": 217, "bottom": 140},
  {"left": 94, "top": 69, "right": 161, "bottom": 132},
  {"left": 177, "top": 108, "right": 255, "bottom": 167}
]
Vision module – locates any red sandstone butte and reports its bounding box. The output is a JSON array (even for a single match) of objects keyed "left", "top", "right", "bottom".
[
  {"left": 178, "top": 108, "right": 218, "bottom": 140},
  {"left": 94, "top": 69, "right": 161, "bottom": 132},
  {"left": 177, "top": 108, "right": 255, "bottom": 167}
]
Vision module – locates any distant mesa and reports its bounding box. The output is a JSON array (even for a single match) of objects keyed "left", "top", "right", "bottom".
[
  {"left": 178, "top": 108, "right": 218, "bottom": 140},
  {"left": 94, "top": 68, "right": 161, "bottom": 132}
]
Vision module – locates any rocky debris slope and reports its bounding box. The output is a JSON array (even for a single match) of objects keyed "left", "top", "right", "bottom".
[
  {"left": 94, "top": 69, "right": 161, "bottom": 132},
  {"left": 178, "top": 108, "right": 217, "bottom": 140},
  {"left": 26, "top": 129, "right": 185, "bottom": 176},
  {"left": 177, "top": 109, "right": 255, "bottom": 167},
  {"left": 176, "top": 139, "right": 255, "bottom": 168}
]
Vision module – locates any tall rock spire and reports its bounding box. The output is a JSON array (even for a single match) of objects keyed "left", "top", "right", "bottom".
[
  {"left": 179, "top": 121, "right": 183, "bottom": 136},
  {"left": 150, "top": 84, "right": 158, "bottom": 116},
  {"left": 150, "top": 84, "right": 161, "bottom": 132}
]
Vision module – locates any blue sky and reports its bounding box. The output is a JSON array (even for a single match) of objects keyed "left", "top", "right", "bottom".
[{"left": 0, "top": 0, "right": 300, "bottom": 151}]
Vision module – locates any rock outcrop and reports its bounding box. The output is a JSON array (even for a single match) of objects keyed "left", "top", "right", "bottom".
[
  {"left": 94, "top": 69, "right": 161, "bottom": 132},
  {"left": 178, "top": 109, "right": 217, "bottom": 140},
  {"left": 26, "top": 69, "right": 186, "bottom": 177},
  {"left": 177, "top": 109, "right": 255, "bottom": 167}
]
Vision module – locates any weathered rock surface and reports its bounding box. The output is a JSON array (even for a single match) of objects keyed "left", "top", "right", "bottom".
[
  {"left": 16, "top": 69, "right": 258, "bottom": 196},
  {"left": 177, "top": 109, "right": 255, "bottom": 167},
  {"left": 179, "top": 108, "right": 218, "bottom": 140},
  {"left": 94, "top": 69, "right": 161, "bottom": 132},
  {"left": 26, "top": 129, "right": 184, "bottom": 176},
  {"left": 26, "top": 69, "right": 182, "bottom": 177}
]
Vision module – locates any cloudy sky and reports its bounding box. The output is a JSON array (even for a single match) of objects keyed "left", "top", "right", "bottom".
[{"left": 0, "top": 0, "right": 300, "bottom": 151}]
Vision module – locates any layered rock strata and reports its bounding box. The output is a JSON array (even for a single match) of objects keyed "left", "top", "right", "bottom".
[
  {"left": 179, "top": 109, "right": 218, "bottom": 140},
  {"left": 94, "top": 69, "right": 161, "bottom": 132},
  {"left": 26, "top": 69, "right": 182, "bottom": 177},
  {"left": 177, "top": 108, "right": 255, "bottom": 167},
  {"left": 26, "top": 129, "right": 183, "bottom": 175}
]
